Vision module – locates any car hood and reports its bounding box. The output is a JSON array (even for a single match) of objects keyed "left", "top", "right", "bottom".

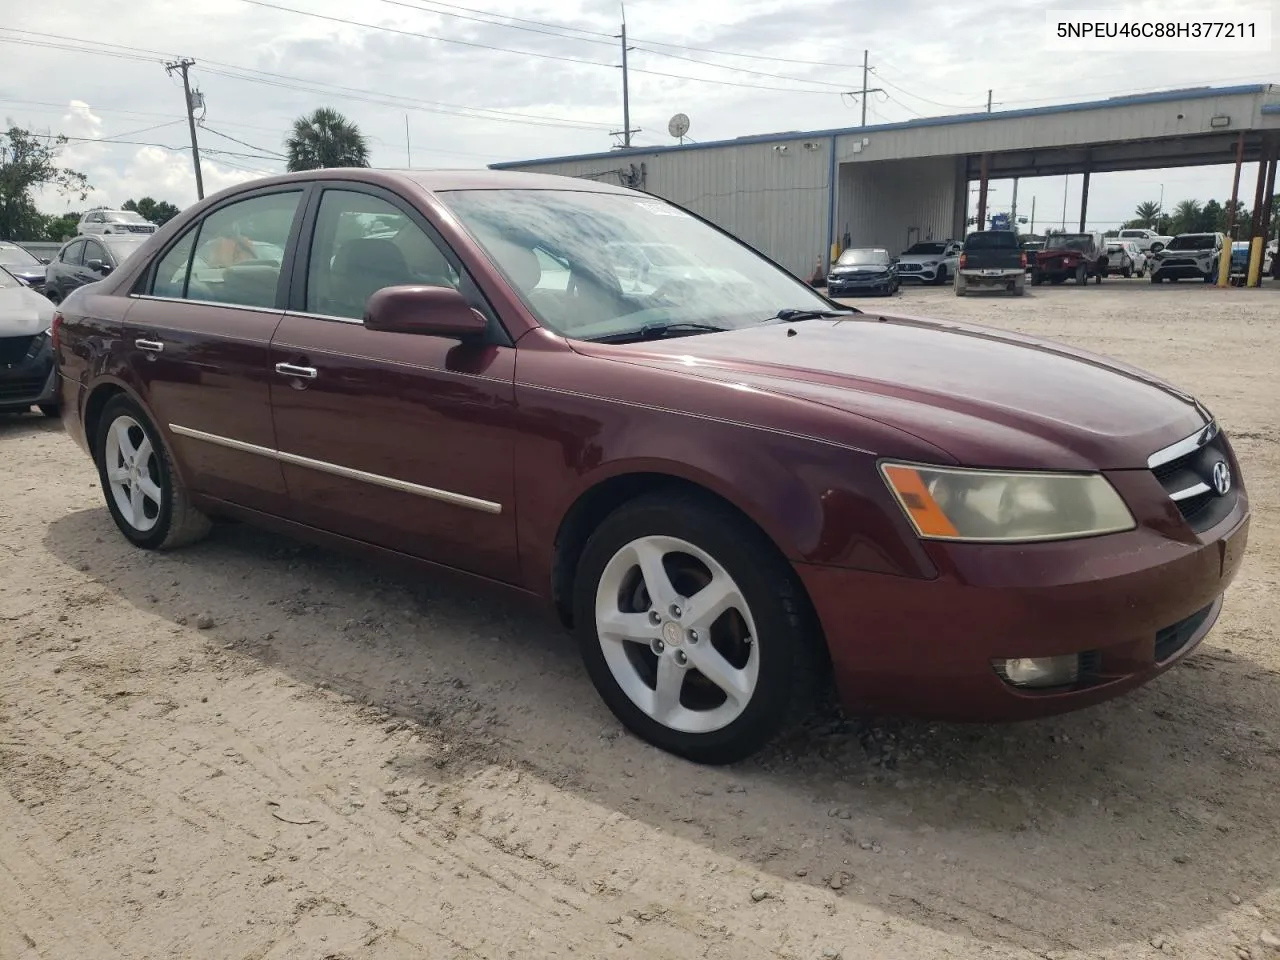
[
  {"left": 579, "top": 314, "right": 1207, "bottom": 471},
  {"left": 0, "top": 285, "right": 55, "bottom": 336},
  {"left": 897, "top": 253, "right": 949, "bottom": 264},
  {"left": 831, "top": 264, "right": 891, "bottom": 274},
  {"left": 4, "top": 265, "right": 46, "bottom": 283}
]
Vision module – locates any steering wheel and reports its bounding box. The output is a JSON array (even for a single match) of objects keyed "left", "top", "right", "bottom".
[{"left": 653, "top": 278, "right": 697, "bottom": 303}]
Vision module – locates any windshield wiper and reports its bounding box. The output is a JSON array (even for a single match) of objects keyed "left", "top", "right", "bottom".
[
  {"left": 759, "top": 307, "right": 857, "bottom": 325},
  {"left": 589, "top": 321, "right": 730, "bottom": 344}
]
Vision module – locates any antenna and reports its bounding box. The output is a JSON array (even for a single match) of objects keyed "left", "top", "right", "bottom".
[{"left": 668, "top": 113, "right": 690, "bottom": 143}]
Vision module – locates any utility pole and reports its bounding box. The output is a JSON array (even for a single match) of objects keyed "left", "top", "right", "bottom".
[
  {"left": 854, "top": 50, "right": 885, "bottom": 128},
  {"left": 611, "top": 12, "right": 639, "bottom": 148},
  {"left": 1010, "top": 176, "right": 1019, "bottom": 227},
  {"left": 405, "top": 115, "right": 412, "bottom": 167},
  {"left": 987, "top": 90, "right": 993, "bottom": 113},
  {"left": 165, "top": 58, "right": 205, "bottom": 201},
  {"left": 1030, "top": 195, "right": 1036, "bottom": 235}
]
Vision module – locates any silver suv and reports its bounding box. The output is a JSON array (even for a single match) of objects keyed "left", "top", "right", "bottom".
[{"left": 77, "top": 208, "right": 157, "bottom": 236}]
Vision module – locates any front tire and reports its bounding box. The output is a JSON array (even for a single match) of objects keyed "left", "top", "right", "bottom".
[
  {"left": 93, "top": 396, "right": 211, "bottom": 550},
  {"left": 573, "top": 492, "right": 820, "bottom": 764},
  {"left": 935, "top": 265, "right": 948, "bottom": 286}
]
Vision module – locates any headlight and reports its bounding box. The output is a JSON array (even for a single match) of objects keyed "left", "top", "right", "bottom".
[
  {"left": 879, "top": 463, "right": 1135, "bottom": 542},
  {"left": 923, "top": 260, "right": 938, "bottom": 266}
]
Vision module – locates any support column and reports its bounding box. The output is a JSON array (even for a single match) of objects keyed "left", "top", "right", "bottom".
[
  {"left": 976, "top": 153, "right": 989, "bottom": 232},
  {"left": 1078, "top": 168, "right": 1091, "bottom": 232},
  {"left": 1247, "top": 137, "right": 1271, "bottom": 287},
  {"left": 1219, "top": 131, "right": 1246, "bottom": 287},
  {"left": 1260, "top": 144, "right": 1277, "bottom": 254}
]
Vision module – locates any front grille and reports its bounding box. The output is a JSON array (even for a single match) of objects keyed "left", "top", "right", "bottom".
[
  {"left": 0, "top": 335, "right": 36, "bottom": 366},
  {"left": 0, "top": 376, "right": 45, "bottom": 401},
  {"left": 1154, "top": 603, "right": 1215, "bottom": 663},
  {"left": 1149, "top": 424, "right": 1238, "bottom": 532},
  {"left": 899, "top": 263, "right": 924, "bottom": 273},
  {"left": 123, "top": 223, "right": 156, "bottom": 234}
]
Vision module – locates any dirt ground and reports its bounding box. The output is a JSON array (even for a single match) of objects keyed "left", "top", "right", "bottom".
[{"left": 2, "top": 280, "right": 1278, "bottom": 960}]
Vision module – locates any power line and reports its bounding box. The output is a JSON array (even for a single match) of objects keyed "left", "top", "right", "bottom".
[
  {"left": 197, "top": 124, "right": 286, "bottom": 158},
  {"left": 0, "top": 29, "right": 618, "bottom": 130},
  {"left": 233, "top": 0, "right": 851, "bottom": 94}
]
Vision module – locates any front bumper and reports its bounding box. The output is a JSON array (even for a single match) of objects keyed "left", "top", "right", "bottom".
[
  {"left": 828, "top": 275, "right": 894, "bottom": 295},
  {"left": 0, "top": 333, "right": 57, "bottom": 411},
  {"left": 797, "top": 491, "right": 1249, "bottom": 722},
  {"left": 1153, "top": 261, "right": 1214, "bottom": 280},
  {"left": 897, "top": 265, "right": 939, "bottom": 283}
]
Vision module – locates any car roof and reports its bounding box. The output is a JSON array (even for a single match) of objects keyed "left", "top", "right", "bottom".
[{"left": 200, "top": 168, "right": 636, "bottom": 202}]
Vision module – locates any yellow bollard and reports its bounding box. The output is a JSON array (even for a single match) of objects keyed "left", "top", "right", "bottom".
[
  {"left": 1217, "top": 244, "right": 1232, "bottom": 287},
  {"left": 1246, "top": 237, "right": 1264, "bottom": 287}
]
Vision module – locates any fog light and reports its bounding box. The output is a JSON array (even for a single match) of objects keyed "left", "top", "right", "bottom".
[{"left": 993, "top": 654, "right": 1080, "bottom": 689}]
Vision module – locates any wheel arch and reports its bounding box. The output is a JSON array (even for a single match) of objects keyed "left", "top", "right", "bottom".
[
  {"left": 82, "top": 380, "right": 189, "bottom": 490},
  {"left": 550, "top": 469, "right": 811, "bottom": 632}
]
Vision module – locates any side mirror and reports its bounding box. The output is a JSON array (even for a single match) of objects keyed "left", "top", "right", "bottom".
[
  {"left": 364, "top": 285, "right": 488, "bottom": 338},
  {"left": 39, "top": 257, "right": 50, "bottom": 265},
  {"left": 87, "top": 259, "right": 112, "bottom": 275}
]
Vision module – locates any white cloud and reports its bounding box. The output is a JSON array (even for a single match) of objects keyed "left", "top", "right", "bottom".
[{"left": 1, "top": 0, "right": 1275, "bottom": 227}]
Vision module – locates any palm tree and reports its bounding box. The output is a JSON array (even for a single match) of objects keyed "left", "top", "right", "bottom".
[
  {"left": 285, "top": 108, "right": 370, "bottom": 172},
  {"left": 1170, "top": 199, "right": 1202, "bottom": 236},
  {"left": 1132, "top": 200, "right": 1162, "bottom": 228}
]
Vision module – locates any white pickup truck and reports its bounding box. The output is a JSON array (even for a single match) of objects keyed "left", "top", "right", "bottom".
[{"left": 1116, "top": 228, "right": 1174, "bottom": 254}]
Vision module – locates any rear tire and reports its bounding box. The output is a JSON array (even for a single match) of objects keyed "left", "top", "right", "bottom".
[
  {"left": 93, "top": 395, "right": 211, "bottom": 550},
  {"left": 573, "top": 492, "right": 822, "bottom": 764}
]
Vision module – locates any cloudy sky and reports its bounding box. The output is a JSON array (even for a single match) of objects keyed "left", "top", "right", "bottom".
[{"left": 1, "top": 0, "right": 1275, "bottom": 232}]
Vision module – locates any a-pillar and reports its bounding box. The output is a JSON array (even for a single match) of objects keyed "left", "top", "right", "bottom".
[{"left": 976, "top": 153, "right": 989, "bottom": 231}]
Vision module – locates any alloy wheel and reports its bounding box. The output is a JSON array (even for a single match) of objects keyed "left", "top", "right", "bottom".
[
  {"left": 593, "top": 535, "right": 760, "bottom": 734},
  {"left": 104, "top": 414, "right": 163, "bottom": 533}
]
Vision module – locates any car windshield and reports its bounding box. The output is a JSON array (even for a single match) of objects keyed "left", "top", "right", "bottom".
[
  {"left": 437, "top": 188, "right": 833, "bottom": 341},
  {"left": 1044, "top": 234, "right": 1093, "bottom": 251},
  {"left": 0, "top": 265, "right": 20, "bottom": 289},
  {"left": 0, "top": 243, "right": 40, "bottom": 267},
  {"left": 837, "top": 249, "right": 889, "bottom": 265},
  {"left": 1169, "top": 234, "right": 1216, "bottom": 250},
  {"left": 100, "top": 236, "right": 149, "bottom": 260},
  {"left": 963, "top": 231, "right": 1019, "bottom": 250},
  {"left": 903, "top": 242, "right": 947, "bottom": 255}
]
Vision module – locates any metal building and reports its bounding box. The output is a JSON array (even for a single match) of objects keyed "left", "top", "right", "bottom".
[{"left": 491, "top": 83, "right": 1280, "bottom": 279}]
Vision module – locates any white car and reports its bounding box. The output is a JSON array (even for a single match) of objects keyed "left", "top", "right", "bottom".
[
  {"left": 1104, "top": 239, "right": 1147, "bottom": 278},
  {"left": 895, "top": 240, "right": 961, "bottom": 285},
  {"left": 77, "top": 208, "right": 158, "bottom": 236},
  {"left": 1117, "top": 227, "right": 1173, "bottom": 255}
]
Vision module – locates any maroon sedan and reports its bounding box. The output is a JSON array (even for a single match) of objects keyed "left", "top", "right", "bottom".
[{"left": 52, "top": 170, "right": 1249, "bottom": 764}]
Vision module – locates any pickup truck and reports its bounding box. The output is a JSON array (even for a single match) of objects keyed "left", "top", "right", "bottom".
[
  {"left": 1116, "top": 227, "right": 1174, "bottom": 254},
  {"left": 1031, "top": 232, "right": 1108, "bottom": 285},
  {"left": 954, "top": 230, "right": 1026, "bottom": 296}
]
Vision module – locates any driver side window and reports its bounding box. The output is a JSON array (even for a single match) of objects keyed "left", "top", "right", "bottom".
[{"left": 306, "top": 189, "right": 460, "bottom": 320}]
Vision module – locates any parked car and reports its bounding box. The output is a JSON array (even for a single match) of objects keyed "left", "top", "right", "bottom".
[
  {"left": 0, "top": 241, "right": 49, "bottom": 295},
  {"left": 1104, "top": 239, "right": 1146, "bottom": 278},
  {"left": 1031, "top": 232, "right": 1108, "bottom": 285},
  {"left": 1117, "top": 227, "right": 1174, "bottom": 254},
  {"left": 45, "top": 234, "right": 150, "bottom": 303},
  {"left": 895, "top": 240, "right": 960, "bottom": 285},
  {"left": 1149, "top": 233, "right": 1225, "bottom": 283},
  {"left": 826, "top": 247, "right": 899, "bottom": 296},
  {"left": 77, "top": 207, "right": 158, "bottom": 236},
  {"left": 955, "top": 230, "right": 1026, "bottom": 295},
  {"left": 0, "top": 265, "right": 59, "bottom": 416},
  {"left": 54, "top": 170, "right": 1250, "bottom": 764},
  {"left": 1019, "top": 235, "right": 1046, "bottom": 271}
]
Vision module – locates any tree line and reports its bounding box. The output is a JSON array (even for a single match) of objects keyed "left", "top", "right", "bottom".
[
  {"left": 1112, "top": 197, "right": 1277, "bottom": 239},
  {"left": 2, "top": 106, "right": 370, "bottom": 243}
]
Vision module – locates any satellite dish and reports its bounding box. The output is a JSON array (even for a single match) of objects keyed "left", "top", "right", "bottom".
[{"left": 668, "top": 113, "right": 690, "bottom": 141}]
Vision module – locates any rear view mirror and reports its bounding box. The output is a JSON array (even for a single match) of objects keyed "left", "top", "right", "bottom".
[{"left": 363, "top": 285, "right": 488, "bottom": 338}]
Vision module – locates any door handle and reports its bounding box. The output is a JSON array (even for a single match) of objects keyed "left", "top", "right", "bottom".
[
  {"left": 275, "top": 362, "right": 318, "bottom": 380},
  {"left": 135, "top": 339, "right": 164, "bottom": 353}
]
